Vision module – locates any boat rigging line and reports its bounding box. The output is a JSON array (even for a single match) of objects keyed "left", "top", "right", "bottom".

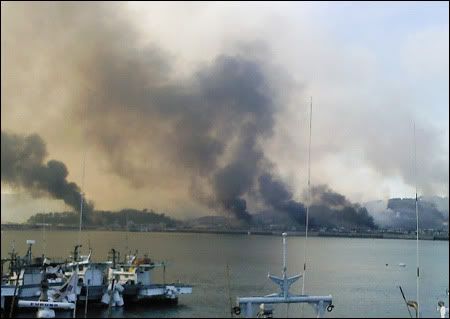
[
  {"left": 226, "top": 263, "right": 233, "bottom": 318},
  {"left": 399, "top": 285, "right": 413, "bottom": 318},
  {"left": 413, "top": 122, "right": 420, "bottom": 318}
]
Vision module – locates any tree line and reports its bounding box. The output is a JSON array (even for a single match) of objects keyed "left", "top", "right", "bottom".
[{"left": 27, "top": 208, "right": 179, "bottom": 228}]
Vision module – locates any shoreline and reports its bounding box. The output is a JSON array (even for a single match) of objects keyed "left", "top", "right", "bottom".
[{"left": 1, "top": 224, "right": 448, "bottom": 241}]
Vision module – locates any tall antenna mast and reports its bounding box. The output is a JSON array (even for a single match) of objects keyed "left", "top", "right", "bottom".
[
  {"left": 78, "top": 104, "right": 87, "bottom": 247},
  {"left": 413, "top": 122, "right": 420, "bottom": 317},
  {"left": 302, "top": 96, "right": 312, "bottom": 296}
]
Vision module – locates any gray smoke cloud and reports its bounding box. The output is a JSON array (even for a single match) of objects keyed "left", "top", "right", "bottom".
[
  {"left": 0, "top": 2, "right": 289, "bottom": 222},
  {"left": 310, "top": 185, "right": 352, "bottom": 210},
  {"left": 1, "top": 131, "right": 94, "bottom": 218},
  {"left": 84, "top": 50, "right": 279, "bottom": 221},
  {"left": 4, "top": 3, "right": 443, "bottom": 225},
  {"left": 360, "top": 197, "right": 448, "bottom": 230},
  {"left": 0, "top": 2, "right": 318, "bottom": 224},
  {"left": 384, "top": 198, "right": 447, "bottom": 230}
]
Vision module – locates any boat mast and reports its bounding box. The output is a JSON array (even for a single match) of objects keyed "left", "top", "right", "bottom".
[
  {"left": 42, "top": 214, "right": 46, "bottom": 257},
  {"left": 413, "top": 122, "right": 420, "bottom": 317},
  {"left": 302, "top": 96, "right": 312, "bottom": 296},
  {"left": 78, "top": 152, "right": 86, "bottom": 247},
  {"left": 125, "top": 212, "right": 129, "bottom": 257}
]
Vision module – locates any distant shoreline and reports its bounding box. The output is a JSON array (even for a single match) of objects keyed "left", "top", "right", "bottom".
[{"left": 1, "top": 224, "right": 448, "bottom": 241}]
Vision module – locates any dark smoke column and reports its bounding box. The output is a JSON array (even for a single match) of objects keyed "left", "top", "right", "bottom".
[
  {"left": 1, "top": 131, "right": 94, "bottom": 219},
  {"left": 258, "top": 173, "right": 306, "bottom": 224}
]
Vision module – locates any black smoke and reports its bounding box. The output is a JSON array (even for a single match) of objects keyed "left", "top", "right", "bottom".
[
  {"left": 1, "top": 3, "right": 384, "bottom": 229},
  {"left": 87, "top": 54, "right": 277, "bottom": 222},
  {"left": 309, "top": 185, "right": 376, "bottom": 229},
  {"left": 1, "top": 131, "right": 94, "bottom": 219},
  {"left": 64, "top": 7, "right": 280, "bottom": 222},
  {"left": 0, "top": 3, "right": 321, "bottom": 223},
  {"left": 258, "top": 173, "right": 306, "bottom": 223},
  {"left": 257, "top": 179, "right": 375, "bottom": 228}
]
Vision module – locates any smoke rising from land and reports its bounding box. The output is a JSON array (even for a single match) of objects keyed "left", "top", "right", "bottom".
[
  {"left": 2, "top": 2, "right": 448, "bottom": 222},
  {"left": 1, "top": 131, "right": 93, "bottom": 216},
  {"left": 308, "top": 185, "right": 376, "bottom": 228},
  {"left": 1, "top": 2, "right": 287, "bottom": 221},
  {"left": 81, "top": 42, "right": 280, "bottom": 221},
  {"left": 310, "top": 185, "right": 352, "bottom": 209},
  {"left": 0, "top": 3, "right": 362, "bottom": 224},
  {"left": 365, "top": 197, "right": 448, "bottom": 230},
  {"left": 258, "top": 173, "right": 306, "bottom": 223}
]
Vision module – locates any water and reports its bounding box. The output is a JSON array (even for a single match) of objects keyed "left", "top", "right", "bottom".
[{"left": 1, "top": 230, "right": 448, "bottom": 318}]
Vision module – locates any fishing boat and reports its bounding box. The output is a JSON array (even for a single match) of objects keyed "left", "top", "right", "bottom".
[
  {"left": 17, "top": 266, "right": 78, "bottom": 318},
  {"left": 1, "top": 240, "right": 66, "bottom": 316},
  {"left": 58, "top": 134, "right": 109, "bottom": 306},
  {"left": 62, "top": 244, "right": 110, "bottom": 304},
  {"left": 103, "top": 248, "right": 192, "bottom": 306}
]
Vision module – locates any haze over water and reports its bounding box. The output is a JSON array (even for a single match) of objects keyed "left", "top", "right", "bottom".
[{"left": 2, "top": 230, "right": 448, "bottom": 318}]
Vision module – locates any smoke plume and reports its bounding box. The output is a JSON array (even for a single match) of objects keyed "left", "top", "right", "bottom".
[
  {"left": 385, "top": 198, "right": 447, "bottom": 230},
  {"left": 363, "top": 197, "right": 448, "bottom": 230},
  {"left": 1, "top": 131, "right": 94, "bottom": 217},
  {"left": 4, "top": 2, "right": 435, "bottom": 228},
  {"left": 3, "top": 3, "right": 291, "bottom": 221},
  {"left": 258, "top": 173, "right": 306, "bottom": 223},
  {"left": 309, "top": 185, "right": 376, "bottom": 229},
  {"left": 84, "top": 51, "right": 281, "bottom": 221}
]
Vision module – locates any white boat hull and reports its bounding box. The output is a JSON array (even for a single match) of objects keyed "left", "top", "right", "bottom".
[{"left": 132, "top": 284, "right": 192, "bottom": 300}]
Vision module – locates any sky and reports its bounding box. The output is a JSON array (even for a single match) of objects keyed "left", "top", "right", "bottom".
[{"left": 1, "top": 1, "right": 449, "bottom": 222}]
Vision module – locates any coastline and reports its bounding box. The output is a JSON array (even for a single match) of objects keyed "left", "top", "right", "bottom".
[{"left": 1, "top": 224, "right": 448, "bottom": 241}]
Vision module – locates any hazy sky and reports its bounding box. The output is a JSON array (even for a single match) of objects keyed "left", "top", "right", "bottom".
[{"left": 1, "top": 1, "right": 449, "bottom": 222}]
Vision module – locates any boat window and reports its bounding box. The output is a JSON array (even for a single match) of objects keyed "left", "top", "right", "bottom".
[{"left": 78, "top": 265, "right": 83, "bottom": 271}]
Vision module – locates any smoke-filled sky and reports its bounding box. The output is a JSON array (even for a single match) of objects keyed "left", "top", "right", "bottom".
[{"left": 1, "top": 2, "right": 449, "bottom": 222}]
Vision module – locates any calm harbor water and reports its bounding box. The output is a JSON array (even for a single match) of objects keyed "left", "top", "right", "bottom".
[{"left": 1, "top": 230, "right": 448, "bottom": 318}]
